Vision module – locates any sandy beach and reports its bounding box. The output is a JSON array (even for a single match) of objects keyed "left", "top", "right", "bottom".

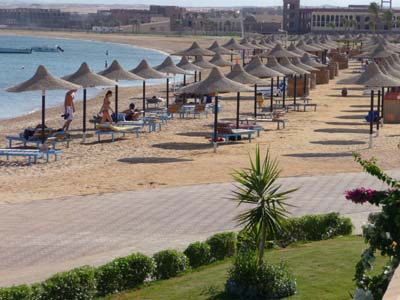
[{"left": 0, "top": 30, "right": 399, "bottom": 203}]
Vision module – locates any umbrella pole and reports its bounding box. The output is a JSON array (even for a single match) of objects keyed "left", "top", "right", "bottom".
[
  {"left": 83, "top": 88, "right": 87, "bottom": 142},
  {"left": 41, "top": 90, "right": 46, "bottom": 143},
  {"left": 236, "top": 92, "right": 240, "bottom": 129},
  {"left": 303, "top": 74, "right": 307, "bottom": 97},
  {"left": 199, "top": 72, "right": 202, "bottom": 81},
  {"left": 166, "top": 78, "right": 169, "bottom": 108},
  {"left": 277, "top": 76, "right": 280, "bottom": 90},
  {"left": 270, "top": 78, "right": 274, "bottom": 113},
  {"left": 254, "top": 84, "right": 258, "bottom": 118},
  {"left": 242, "top": 50, "right": 245, "bottom": 66},
  {"left": 369, "top": 90, "right": 374, "bottom": 149},
  {"left": 230, "top": 53, "right": 233, "bottom": 71},
  {"left": 377, "top": 90, "right": 381, "bottom": 136},
  {"left": 213, "top": 95, "right": 219, "bottom": 153},
  {"left": 142, "top": 80, "right": 146, "bottom": 117},
  {"left": 381, "top": 87, "right": 385, "bottom": 126},
  {"left": 194, "top": 71, "right": 197, "bottom": 83},
  {"left": 283, "top": 77, "right": 286, "bottom": 109},
  {"left": 115, "top": 84, "right": 119, "bottom": 122},
  {"left": 294, "top": 75, "right": 297, "bottom": 106},
  {"left": 183, "top": 74, "right": 186, "bottom": 86}
]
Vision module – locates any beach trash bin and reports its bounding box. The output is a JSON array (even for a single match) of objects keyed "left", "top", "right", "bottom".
[
  {"left": 383, "top": 93, "right": 400, "bottom": 123},
  {"left": 342, "top": 88, "right": 348, "bottom": 97}
]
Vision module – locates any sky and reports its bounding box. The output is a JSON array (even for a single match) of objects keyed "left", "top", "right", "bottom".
[{"left": 30, "top": 0, "right": 387, "bottom": 7}]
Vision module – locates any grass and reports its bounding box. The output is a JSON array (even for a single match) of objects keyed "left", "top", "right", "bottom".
[{"left": 101, "top": 236, "right": 387, "bottom": 300}]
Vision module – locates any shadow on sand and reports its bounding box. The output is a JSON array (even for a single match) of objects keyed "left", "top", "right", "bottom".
[
  {"left": 335, "top": 115, "right": 365, "bottom": 120},
  {"left": 325, "top": 121, "right": 366, "bottom": 126},
  {"left": 310, "top": 140, "right": 366, "bottom": 146},
  {"left": 152, "top": 142, "right": 212, "bottom": 151},
  {"left": 284, "top": 152, "right": 353, "bottom": 158},
  {"left": 118, "top": 157, "right": 192, "bottom": 164},
  {"left": 314, "top": 128, "right": 370, "bottom": 134}
]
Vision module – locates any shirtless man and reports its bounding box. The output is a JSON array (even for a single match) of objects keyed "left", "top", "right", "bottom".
[{"left": 62, "top": 89, "right": 77, "bottom": 131}]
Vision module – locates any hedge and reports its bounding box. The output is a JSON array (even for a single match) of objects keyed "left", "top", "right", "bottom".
[
  {"left": 153, "top": 250, "right": 190, "bottom": 280},
  {"left": 206, "top": 232, "right": 237, "bottom": 261},
  {"left": 0, "top": 285, "right": 31, "bottom": 300},
  {"left": 184, "top": 242, "right": 211, "bottom": 268}
]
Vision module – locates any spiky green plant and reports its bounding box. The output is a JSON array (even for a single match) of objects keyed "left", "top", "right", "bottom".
[{"left": 232, "top": 145, "right": 297, "bottom": 266}]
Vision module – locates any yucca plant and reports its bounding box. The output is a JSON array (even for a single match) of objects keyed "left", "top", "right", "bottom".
[{"left": 232, "top": 145, "right": 297, "bottom": 266}]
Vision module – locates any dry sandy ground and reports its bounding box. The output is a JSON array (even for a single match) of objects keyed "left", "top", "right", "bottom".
[{"left": 0, "top": 30, "right": 399, "bottom": 203}]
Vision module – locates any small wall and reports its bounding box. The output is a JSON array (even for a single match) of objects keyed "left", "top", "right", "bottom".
[
  {"left": 383, "top": 267, "right": 400, "bottom": 300},
  {"left": 316, "top": 68, "right": 330, "bottom": 84}
]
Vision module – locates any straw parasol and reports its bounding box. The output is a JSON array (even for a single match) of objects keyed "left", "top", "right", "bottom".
[
  {"left": 7, "top": 65, "right": 80, "bottom": 141},
  {"left": 208, "top": 41, "right": 236, "bottom": 55},
  {"left": 266, "top": 57, "right": 296, "bottom": 76},
  {"left": 155, "top": 56, "right": 190, "bottom": 106},
  {"left": 131, "top": 59, "right": 168, "bottom": 115},
  {"left": 280, "top": 57, "right": 310, "bottom": 75},
  {"left": 355, "top": 62, "right": 400, "bottom": 87},
  {"left": 174, "top": 41, "right": 215, "bottom": 57},
  {"left": 244, "top": 56, "right": 284, "bottom": 78},
  {"left": 209, "top": 53, "right": 235, "bottom": 67},
  {"left": 193, "top": 55, "right": 216, "bottom": 70},
  {"left": 178, "top": 67, "right": 252, "bottom": 149},
  {"left": 99, "top": 60, "right": 144, "bottom": 121},
  {"left": 301, "top": 53, "right": 326, "bottom": 69},
  {"left": 226, "top": 64, "right": 268, "bottom": 126},
  {"left": 381, "top": 59, "right": 400, "bottom": 79},
  {"left": 287, "top": 43, "right": 316, "bottom": 58},
  {"left": 292, "top": 57, "right": 318, "bottom": 72},
  {"left": 223, "top": 38, "right": 249, "bottom": 50},
  {"left": 265, "top": 43, "right": 300, "bottom": 58},
  {"left": 240, "top": 38, "right": 260, "bottom": 49},
  {"left": 63, "top": 62, "right": 116, "bottom": 139},
  {"left": 296, "top": 40, "right": 321, "bottom": 53},
  {"left": 176, "top": 56, "right": 202, "bottom": 72}
]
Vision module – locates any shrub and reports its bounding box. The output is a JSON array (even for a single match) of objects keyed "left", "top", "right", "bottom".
[
  {"left": 206, "top": 232, "right": 237, "bottom": 261},
  {"left": 153, "top": 250, "right": 189, "bottom": 280},
  {"left": 37, "top": 266, "right": 97, "bottom": 300},
  {"left": 238, "top": 213, "right": 353, "bottom": 252},
  {"left": 184, "top": 242, "right": 211, "bottom": 268},
  {"left": 0, "top": 285, "right": 31, "bottom": 300},
  {"left": 96, "top": 253, "right": 154, "bottom": 296},
  {"left": 226, "top": 253, "right": 297, "bottom": 300}
]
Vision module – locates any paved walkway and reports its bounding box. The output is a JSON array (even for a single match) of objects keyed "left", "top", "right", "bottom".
[{"left": 0, "top": 170, "right": 395, "bottom": 287}]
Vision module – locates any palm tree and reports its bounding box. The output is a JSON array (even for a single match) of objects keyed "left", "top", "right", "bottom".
[
  {"left": 382, "top": 10, "right": 394, "bottom": 30},
  {"left": 368, "top": 2, "right": 380, "bottom": 32},
  {"left": 232, "top": 146, "right": 297, "bottom": 266}
]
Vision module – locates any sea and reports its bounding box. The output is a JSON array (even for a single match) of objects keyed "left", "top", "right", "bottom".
[{"left": 0, "top": 35, "right": 171, "bottom": 120}]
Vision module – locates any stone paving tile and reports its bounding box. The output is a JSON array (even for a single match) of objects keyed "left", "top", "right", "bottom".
[{"left": 0, "top": 170, "right": 397, "bottom": 287}]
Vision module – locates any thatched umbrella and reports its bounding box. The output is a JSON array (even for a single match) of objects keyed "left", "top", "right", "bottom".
[
  {"left": 292, "top": 57, "right": 318, "bottom": 97},
  {"left": 296, "top": 40, "right": 321, "bottom": 53},
  {"left": 245, "top": 56, "right": 283, "bottom": 116},
  {"left": 381, "top": 59, "right": 400, "bottom": 79},
  {"left": 193, "top": 56, "right": 216, "bottom": 80},
  {"left": 99, "top": 60, "right": 144, "bottom": 121},
  {"left": 223, "top": 38, "right": 250, "bottom": 66},
  {"left": 176, "top": 56, "right": 202, "bottom": 84},
  {"left": 174, "top": 41, "right": 215, "bottom": 57},
  {"left": 179, "top": 67, "right": 252, "bottom": 150},
  {"left": 155, "top": 56, "right": 189, "bottom": 106},
  {"left": 7, "top": 65, "right": 80, "bottom": 141},
  {"left": 288, "top": 43, "right": 317, "bottom": 58},
  {"left": 354, "top": 62, "right": 400, "bottom": 147},
  {"left": 130, "top": 59, "right": 168, "bottom": 116},
  {"left": 227, "top": 64, "right": 268, "bottom": 127},
  {"left": 63, "top": 62, "right": 116, "bottom": 139},
  {"left": 209, "top": 53, "right": 235, "bottom": 67},
  {"left": 301, "top": 53, "right": 326, "bottom": 69},
  {"left": 266, "top": 43, "right": 300, "bottom": 59},
  {"left": 280, "top": 57, "right": 310, "bottom": 105},
  {"left": 208, "top": 41, "right": 236, "bottom": 55}
]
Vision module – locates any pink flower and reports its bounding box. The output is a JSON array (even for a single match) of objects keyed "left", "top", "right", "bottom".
[{"left": 345, "top": 188, "right": 377, "bottom": 204}]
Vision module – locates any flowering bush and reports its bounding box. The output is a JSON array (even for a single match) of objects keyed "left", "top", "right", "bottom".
[{"left": 347, "top": 154, "right": 400, "bottom": 300}]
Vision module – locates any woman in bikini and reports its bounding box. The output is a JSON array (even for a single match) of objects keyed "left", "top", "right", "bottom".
[{"left": 100, "top": 90, "right": 114, "bottom": 124}]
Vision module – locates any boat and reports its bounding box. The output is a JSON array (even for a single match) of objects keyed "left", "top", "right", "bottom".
[
  {"left": 0, "top": 48, "right": 32, "bottom": 54},
  {"left": 31, "top": 46, "right": 64, "bottom": 53}
]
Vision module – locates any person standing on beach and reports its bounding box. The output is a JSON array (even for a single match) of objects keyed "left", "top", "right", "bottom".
[
  {"left": 99, "top": 90, "right": 114, "bottom": 124},
  {"left": 62, "top": 89, "right": 77, "bottom": 131}
]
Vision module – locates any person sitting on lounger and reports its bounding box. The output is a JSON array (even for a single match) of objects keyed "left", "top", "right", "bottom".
[
  {"left": 123, "top": 103, "right": 140, "bottom": 121},
  {"left": 99, "top": 90, "right": 114, "bottom": 124}
]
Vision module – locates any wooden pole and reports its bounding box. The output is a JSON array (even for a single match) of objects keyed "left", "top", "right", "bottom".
[
  {"left": 142, "top": 80, "right": 146, "bottom": 117},
  {"left": 254, "top": 84, "right": 258, "bottom": 118},
  {"left": 41, "top": 90, "right": 46, "bottom": 143},
  {"left": 369, "top": 90, "right": 374, "bottom": 148},
  {"left": 236, "top": 92, "right": 240, "bottom": 129}
]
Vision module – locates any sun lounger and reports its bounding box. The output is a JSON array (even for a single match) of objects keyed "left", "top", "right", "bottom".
[
  {"left": 240, "top": 118, "right": 286, "bottom": 130},
  {"left": 0, "top": 149, "right": 63, "bottom": 165},
  {"left": 117, "top": 120, "right": 161, "bottom": 132},
  {"left": 213, "top": 123, "right": 256, "bottom": 143},
  {"left": 288, "top": 103, "right": 317, "bottom": 112},
  {"left": 95, "top": 124, "right": 141, "bottom": 142},
  {"left": 146, "top": 97, "right": 165, "bottom": 108},
  {"left": 6, "top": 131, "right": 71, "bottom": 149}
]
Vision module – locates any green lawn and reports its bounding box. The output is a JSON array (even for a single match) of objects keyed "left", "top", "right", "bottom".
[{"left": 101, "top": 236, "right": 387, "bottom": 300}]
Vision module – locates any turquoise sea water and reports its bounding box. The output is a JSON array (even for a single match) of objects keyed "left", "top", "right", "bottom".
[{"left": 0, "top": 35, "right": 169, "bottom": 120}]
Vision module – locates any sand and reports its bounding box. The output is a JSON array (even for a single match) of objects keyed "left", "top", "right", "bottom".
[{"left": 0, "top": 30, "right": 399, "bottom": 203}]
